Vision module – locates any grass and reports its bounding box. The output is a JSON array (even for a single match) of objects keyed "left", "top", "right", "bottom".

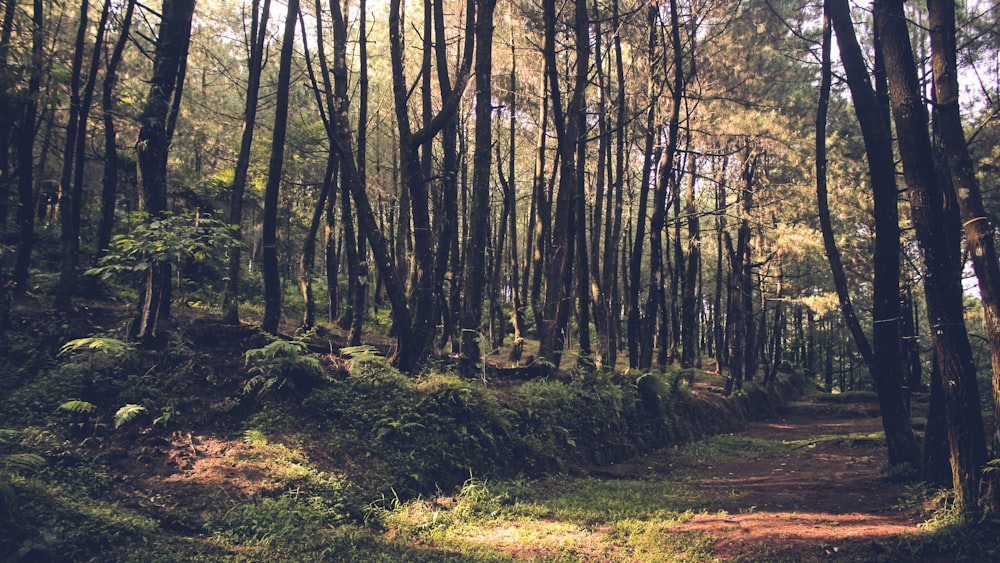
[{"left": 374, "top": 476, "right": 717, "bottom": 562}]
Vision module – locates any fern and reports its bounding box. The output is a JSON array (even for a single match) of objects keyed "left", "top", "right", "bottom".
[
  {"left": 59, "top": 337, "right": 132, "bottom": 357},
  {"left": 114, "top": 404, "right": 147, "bottom": 428},
  {"left": 339, "top": 345, "right": 382, "bottom": 360},
  {"left": 2, "top": 453, "right": 46, "bottom": 475},
  {"left": 58, "top": 400, "right": 97, "bottom": 414}
]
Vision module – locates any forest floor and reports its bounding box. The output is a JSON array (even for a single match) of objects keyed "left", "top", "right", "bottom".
[
  {"left": 587, "top": 396, "right": 923, "bottom": 561},
  {"left": 376, "top": 392, "right": 938, "bottom": 562}
]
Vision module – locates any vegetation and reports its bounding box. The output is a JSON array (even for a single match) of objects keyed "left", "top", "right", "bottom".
[{"left": 2, "top": 0, "right": 1000, "bottom": 558}]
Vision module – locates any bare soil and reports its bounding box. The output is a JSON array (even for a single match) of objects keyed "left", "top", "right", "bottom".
[{"left": 604, "top": 397, "right": 925, "bottom": 561}]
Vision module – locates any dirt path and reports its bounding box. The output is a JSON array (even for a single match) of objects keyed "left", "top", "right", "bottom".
[{"left": 595, "top": 397, "right": 925, "bottom": 561}]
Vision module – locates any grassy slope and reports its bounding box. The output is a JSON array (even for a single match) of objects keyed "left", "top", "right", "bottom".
[{"left": 0, "top": 299, "right": 993, "bottom": 561}]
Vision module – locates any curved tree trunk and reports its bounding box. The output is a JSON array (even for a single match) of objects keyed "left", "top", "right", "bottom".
[{"left": 825, "top": 0, "right": 920, "bottom": 468}]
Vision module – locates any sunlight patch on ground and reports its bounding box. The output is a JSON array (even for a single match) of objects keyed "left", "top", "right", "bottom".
[
  {"left": 458, "top": 518, "right": 611, "bottom": 560},
  {"left": 672, "top": 510, "right": 921, "bottom": 559}
]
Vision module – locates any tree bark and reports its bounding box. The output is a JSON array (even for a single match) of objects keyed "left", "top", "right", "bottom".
[
  {"left": 0, "top": 0, "right": 17, "bottom": 230},
  {"left": 826, "top": 0, "right": 920, "bottom": 468},
  {"left": 96, "top": 0, "right": 137, "bottom": 263},
  {"left": 928, "top": 0, "right": 1000, "bottom": 514},
  {"left": 13, "top": 0, "right": 43, "bottom": 290},
  {"left": 260, "top": 0, "right": 299, "bottom": 335},
  {"left": 388, "top": 0, "right": 474, "bottom": 370},
  {"left": 222, "top": 0, "right": 270, "bottom": 324},
  {"left": 628, "top": 6, "right": 660, "bottom": 370},
  {"left": 133, "top": 0, "right": 196, "bottom": 343},
  {"left": 461, "top": 0, "right": 496, "bottom": 364},
  {"left": 538, "top": 0, "right": 588, "bottom": 369},
  {"left": 55, "top": 0, "right": 91, "bottom": 309},
  {"left": 875, "top": 0, "right": 987, "bottom": 518},
  {"left": 681, "top": 155, "right": 700, "bottom": 368}
]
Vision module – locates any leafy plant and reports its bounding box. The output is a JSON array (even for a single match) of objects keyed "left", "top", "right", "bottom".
[
  {"left": 85, "top": 211, "right": 239, "bottom": 283},
  {"left": 113, "top": 404, "right": 147, "bottom": 429},
  {"left": 244, "top": 339, "right": 325, "bottom": 397}
]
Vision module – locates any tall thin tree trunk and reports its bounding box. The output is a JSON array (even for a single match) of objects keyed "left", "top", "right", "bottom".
[
  {"left": 826, "top": 0, "right": 920, "bottom": 467},
  {"left": 628, "top": 6, "right": 660, "bottom": 370},
  {"left": 461, "top": 0, "right": 496, "bottom": 364},
  {"left": 681, "top": 155, "right": 700, "bottom": 368},
  {"left": 95, "top": 0, "right": 136, "bottom": 263},
  {"left": 55, "top": 0, "right": 90, "bottom": 308},
  {"left": 222, "top": 0, "right": 269, "bottom": 324},
  {"left": 0, "top": 0, "right": 17, "bottom": 231},
  {"left": 260, "top": 0, "right": 299, "bottom": 335},
  {"left": 13, "top": 0, "right": 43, "bottom": 290}
]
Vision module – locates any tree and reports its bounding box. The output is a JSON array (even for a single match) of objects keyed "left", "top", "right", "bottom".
[
  {"left": 260, "top": 0, "right": 299, "bottom": 335},
  {"left": 95, "top": 0, "right": 137, "bottom": 262},
  {"left": 927, "top": 0, "right": 1000, "bottom": 513},
  {"left": 537, "top": 0, "right": 589, "bottom": 369},
  {"left": 0, "top": 0, "right": 19, "bottom": 230},
  {"left": 386, "top": 0, "right": 474, "bottom": 370},
  {"left": 876, "top": 0, "right": 988, "bottom": 519},
  {"left": 461, "top": 0, "right": 497, "bottom": 364},
  {"left": 55, "top": 0, "right": 110, "bottom": 308},
  {"left": 825, "top": 0, "right": 920, "bottom": 468},
  {"left": 221, "top": 0, "right": 270, "bottom": 325},
  {"left": 133, "top": 0, "right": 196, "bottom": 342},
  {"left": 12, "top": 0, "right": 42, "bottom": 290}
]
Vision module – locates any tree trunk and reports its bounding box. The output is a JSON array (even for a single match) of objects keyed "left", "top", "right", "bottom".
[
  {"left": 628, "top": 6, "right": 660, "bottom": 370},
  {"left": 928, "top": 0, "right": 1000, "bottom": 514},
  {"left": 133, "top": 0, "right": 195, "bottom": 343},
  {"left": 713, "top": 155, "right": 728, "bottom": 372},
  {"left": 875, "top": 0, "right": 987, "bottom": 518},
  {"left": 222, "top": 0, "right": 270, "bottom": 324},
  {"left": 386, "top": 0, "right": 474, "bottom": 370},
  {"left": 530, "top": 66, "right": 550, "bottom": 342},
  {"left": 461, "top": 0, "right": 496, "bottom": 364},
  {"left": 300, "top": 170, "right": 330, "bottom": 329},
  {"left": 13, "top": 0, "right": 43, "bottom": 290},
  {"left": 96, "top": 0, "right": 137, "bottom": 263},
  {"left": 260, "top": 0, "right": 299, "bottom": 335},
  {"left": 0, "top": 0, "right": 17, "bottom": 230},
  {"left": 826, "top": 0, "right": 920, "bottom": 468},
  {"left": 55, "top": 0, "right": 90, "bottom": 309},
  {"left": 681, "top": 155, "right": 700, "bottom": 368},
  {"left": 538, "top": 0, "right": 588, "bottom": 369},
  {"left": 600, "top": 0, "right": 627, "bottom": 370}
]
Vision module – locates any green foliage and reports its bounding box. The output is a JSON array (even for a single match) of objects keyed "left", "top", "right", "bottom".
[
  {"left": 244, "top": 339, "right": 325, "bottom": 398},
  {"left": 208, "top": 491, "right": 356, "bottom": 550},
  {"left": 58, "top": 337, "right": 133, "bottom": 357},
  {"left": 113, "top": 404, "right": 147, "bottom": 429},
  {"left": 57, "top": 400, "right": 97, "bottom": 414},
  {"left": 85, "top": 211, "right": 238, "bottom": 285}
]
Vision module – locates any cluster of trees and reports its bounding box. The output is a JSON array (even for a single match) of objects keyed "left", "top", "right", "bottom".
[{"left": 1, "top": 0, "right": 1000, "bottom": 518}]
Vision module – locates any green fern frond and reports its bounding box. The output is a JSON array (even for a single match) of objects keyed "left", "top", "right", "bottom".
[
  {"left": 58, "top": 400, "right": 97, "bottom": 414},
  {"left": 340, "top": 345, "right": 381, "bottom": 359},
  {"left": 2, "top": 453, "right": 46, "bottom": 474},
  {"left": 114, "top": 404, "right": 147, "bottom": 428},
  {"left": 59, "top": 337, "right": 132, "bottom": 357}
]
